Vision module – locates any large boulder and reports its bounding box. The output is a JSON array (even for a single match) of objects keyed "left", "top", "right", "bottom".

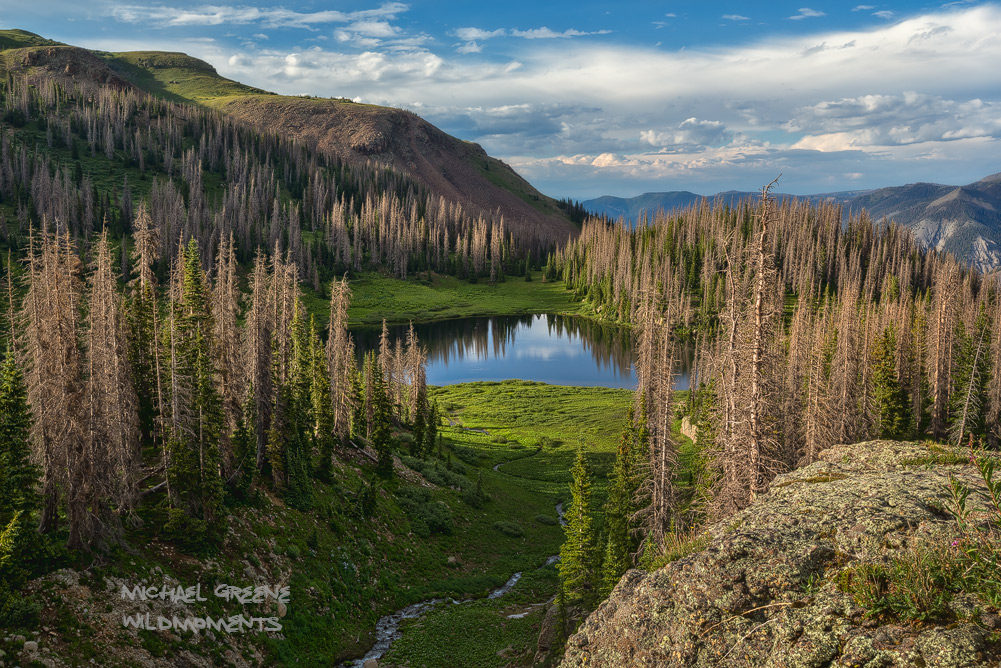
[{"left": 559, "top": 441, "right": 1000, "bottom": 668}]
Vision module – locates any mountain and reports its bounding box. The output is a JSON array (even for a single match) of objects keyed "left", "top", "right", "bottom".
[
  {"left": 848, "top": 174, "right": 1001, "bottom": 272},
  {"left": 0, "top": 30, "right": 576, "bottom": 243},
  {"left": 583, "top": 177, "right": 1001, "bottom": 271},
  {"left": 559, "top": 440, "right": 1000, "bottom": 667}
]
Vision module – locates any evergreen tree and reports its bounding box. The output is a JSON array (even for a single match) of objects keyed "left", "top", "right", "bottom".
[
  {"left": 350, "top": 366, "right": 366, "bottom": 442},
  {"left": 283, "top": 299, "right": 313, "bottom": 509},
  {"left": 411, "top": 382, "right": 427, "bottom": 458},
  {"left": 600, "top": 409, "right": 638, "bottom": 597},
  {"left": 949, "top": 307, "right": 992, "bottom": 445},
  {"left": 559, "top": 444, "right": 598, "bottom": 606},
  {"left": 163, "top": 238, "right": 225, "bottom": 542},
  {"left": 310, "top": 315, "right": 336, "bottom": 478},
  {"left": 229, "top": 385, "right": 257, "bottom": 499},
  {"left": 0, "top": 348, "right": 39, "bottom": 520},
  {"left": 371, "top": 363, "right": 394, "bottom": 478},
  {"left": 871, "top": 325, "right": 912, "bottom": 440},
  {"left": 424, "top": 400, "right": 440, "bottom": 456}
]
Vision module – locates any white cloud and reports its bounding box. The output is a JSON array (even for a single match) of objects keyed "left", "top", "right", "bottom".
[
  {"left": 454, "top": 27, "right": 504, "bottom": 41},
  {"left": 111, "top": 2, "right": 408, "bottom": 28},
  {"left": 789, "top": 8, "right": 826, "bottom": 20},
  {"left": 642, "top": 118, "right": 731, "bottom": 151},
  {"left": 852, "top": 5, "right": 875, "bottom": 10},
  {"left": 873, "top": 10, "right": 896, "bottom": 19},
  {"left": 509, "top": 27, "right": 612, "bottom": 39},
  {"left": 94, "top": 4, "right": 1001, "bottom": 196},
  {"left": 456, "top": 41, "right": 482, "bottom": 54},
  {"left": 722, "top": 14, "right": 750, "bottom": 21}
]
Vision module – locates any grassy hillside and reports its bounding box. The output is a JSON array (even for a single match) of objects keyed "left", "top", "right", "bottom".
[
  {"left": 102, "top": 51, "right": 268, "bottom": 104},
  {"left": 9, "top": 382, "right": 633, "bottom": 667}
]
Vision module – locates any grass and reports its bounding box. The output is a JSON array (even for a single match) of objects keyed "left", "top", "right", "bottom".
[
  {"left": 837, "top": 443, "right": 1001, "bottom": 623},
  {"left": 344, "top": 272, "right": 584, "bottom": 327},
  {"left": 102, "top": 51, "right": 267, "bottom": 105},
  {"left": 371, "top": 381, "right": 632, "bottom": 667},
  {"left": 14, "top": 382, "right": 633, "bottom": 667}
]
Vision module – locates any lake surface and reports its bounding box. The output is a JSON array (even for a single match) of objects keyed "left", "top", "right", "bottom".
[{"left": 352, "top": 314, "right": 693, "bottom": 389}]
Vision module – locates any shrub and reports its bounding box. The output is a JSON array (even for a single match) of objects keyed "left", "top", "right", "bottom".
[
  {"left": 835, "top": 546, "right": 955, "bottom": 621},
  {"left": 535, "top": 514, "right": 558, "bottom": 526},
  {"left": 493, "top": 521, "right": 524, "bottom": 538}
]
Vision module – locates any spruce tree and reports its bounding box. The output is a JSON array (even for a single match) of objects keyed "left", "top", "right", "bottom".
[
  {"left": 310, "top": 316, "right": 336, "bottom": 478},
  {"left": 871, "top": 325, "right": 912, "bottom": 440},
  {"left": 164, "top": 238, "right": 225, "bottom": 542},
  {"left": 350, "top": 366, "right": 366, "bottom": 442},
  {"left": 371, "top": 362, "right": 394, "bottom": 477},
  {"left": 0, "top": 348, "right": 39, "bottom": 520},
  {"left": 559, "top": 444, "right": 597, "bottom": 606},
  {"left": 229, "top": 385, "right": 257, "bottom": 499},
  {"left": 949, "top": 307, "right": 992, "bottom": 445},
  {"left": 600, "top": 409, "right": 637, "bottom": 597}
]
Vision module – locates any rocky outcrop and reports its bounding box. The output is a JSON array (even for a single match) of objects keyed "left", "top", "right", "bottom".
[{"left": 559, "top": 441, "right": 1001, "bottom": 668}]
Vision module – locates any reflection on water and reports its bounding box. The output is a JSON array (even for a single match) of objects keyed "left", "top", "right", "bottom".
[{"left": 352, "top": 315, "right": 693, "bottom": 390}]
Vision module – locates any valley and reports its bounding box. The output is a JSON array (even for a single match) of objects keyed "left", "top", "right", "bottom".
[{"left": 1, "top": 21, "right": 1000, "bottom": 668}]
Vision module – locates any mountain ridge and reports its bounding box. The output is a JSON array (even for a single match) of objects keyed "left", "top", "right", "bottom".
[
  {"left": 0, "top": 30, "right": 576, "bottom": 243},
  {"left": 583, "top": 174, "right": 1001, "bottom": 271}
]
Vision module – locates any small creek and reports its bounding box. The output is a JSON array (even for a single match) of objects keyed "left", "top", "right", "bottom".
[{"left": 341, "top": 503, "right": 567, "bottom": 667}]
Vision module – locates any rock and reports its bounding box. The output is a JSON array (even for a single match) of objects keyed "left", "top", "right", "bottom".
[
  {"left": 23, "top": 640, "right": 38, "bottom": 652},
  {"left": 558, "top": 441, "right": 1001, "bottom": 668},
  {"left": 447, "top": 556, "right": 457, "bottom": 565},
  {"left": 363, "top": 659, "right": 379, "bottom": 668}
]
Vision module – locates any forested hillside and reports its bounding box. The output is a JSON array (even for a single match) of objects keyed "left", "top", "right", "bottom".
[{"left": 552, "top": 183, "right": 1001, "bottom": 618}]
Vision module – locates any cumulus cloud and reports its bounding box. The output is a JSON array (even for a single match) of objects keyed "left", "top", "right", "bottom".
[
  {"left": 786, "top": 93, "right": 1001, "bottom": 149},
  {"left": 509, "top": 27, "right": 612, "bottom": 39},
  {"left": 789, "top": 8, "right": 826, "bottom": 20},
  {"left": 112, "top": 2, "right": 409, "bottom": 28},
  {"left": 452, "top": 25, "right": 611, "bottom": 52},
  {"left": 97, "top": 4, "right": 1001, "bottom": 196},
  {"left": 641, "top": 118, "right": 732, "bottom": 152}
]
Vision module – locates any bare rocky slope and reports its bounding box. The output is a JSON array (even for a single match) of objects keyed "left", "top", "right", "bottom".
[{"left": 559, "top": 441, "right": 1000, "bottom": 668}]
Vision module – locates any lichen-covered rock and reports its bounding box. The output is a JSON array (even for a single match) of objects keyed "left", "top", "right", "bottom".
[{"left": 559, "top": 441, "right": 1000, "bottom": 668}]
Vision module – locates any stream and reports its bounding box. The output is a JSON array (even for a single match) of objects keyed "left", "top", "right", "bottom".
[{"left": 341, "top": 503, "right": 567, "bottom": 667}]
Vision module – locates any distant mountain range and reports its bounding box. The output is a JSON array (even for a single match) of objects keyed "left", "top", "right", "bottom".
[{"left": 583, "top": 174, "right": 1001, "bottom": 272}]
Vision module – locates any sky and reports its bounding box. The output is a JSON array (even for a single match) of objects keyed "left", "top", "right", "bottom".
[{"left": 2, "top": 1, "right": 999, "bottom": 200}]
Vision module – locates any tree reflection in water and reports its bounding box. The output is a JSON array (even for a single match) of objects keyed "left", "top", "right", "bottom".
[{"left": 352, "top": 315, "right": 693, "bottom": 389}]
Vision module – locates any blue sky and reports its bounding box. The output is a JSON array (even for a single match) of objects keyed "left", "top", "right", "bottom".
[{"left": 3, "top": 1, "right": 999, "bottom": 199}]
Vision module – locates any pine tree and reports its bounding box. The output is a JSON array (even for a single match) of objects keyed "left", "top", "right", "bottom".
[
  {"left": 372, "top": 366, "right": 395, "bottom": 478},
  {"left": 0, "top": 348, "right": 39, "bottom": 520},
  {"left": 424, "top": 400, "right": 440, "bottom": 456},
  {"left": 600, "top": 411, "right": 638, "bottom": 597},
  {"left": 163, "top": 238, "right": 225, "bottom": 542},
  {"left": 350, "top": 366, "right": 366, "bottom": 441},
  {"left": 559, "top": 444, "right": 598, "bottom": 606},
  {"left": 870, "top": 325, "right": 912, "bottom": 440},
  {"left": 411, "top": 382, "right": 427, "bottom": 457},
  {"left": 310, "top": 315, "right": 336, "bottom": 478},
  {"left": 949, "top": 307, "right": 992, "bottom": 445},
  {"left": 229, "top": 385, "right": 256, "bottom": 499}
]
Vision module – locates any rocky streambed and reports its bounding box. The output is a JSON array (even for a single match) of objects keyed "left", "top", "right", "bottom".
[{"left": 343, "top": 502, "right": 567, "bottom": 667}]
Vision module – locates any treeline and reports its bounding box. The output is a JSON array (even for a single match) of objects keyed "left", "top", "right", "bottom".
[
  {"left": 0, "top": 203, "right": 440, "bottom": 572},
  {"left": 0, "top": 76, "right": 552, "bottom": 286},
  {"left": 554, "top": 183, "right": 1001, "bottom": 607}
]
